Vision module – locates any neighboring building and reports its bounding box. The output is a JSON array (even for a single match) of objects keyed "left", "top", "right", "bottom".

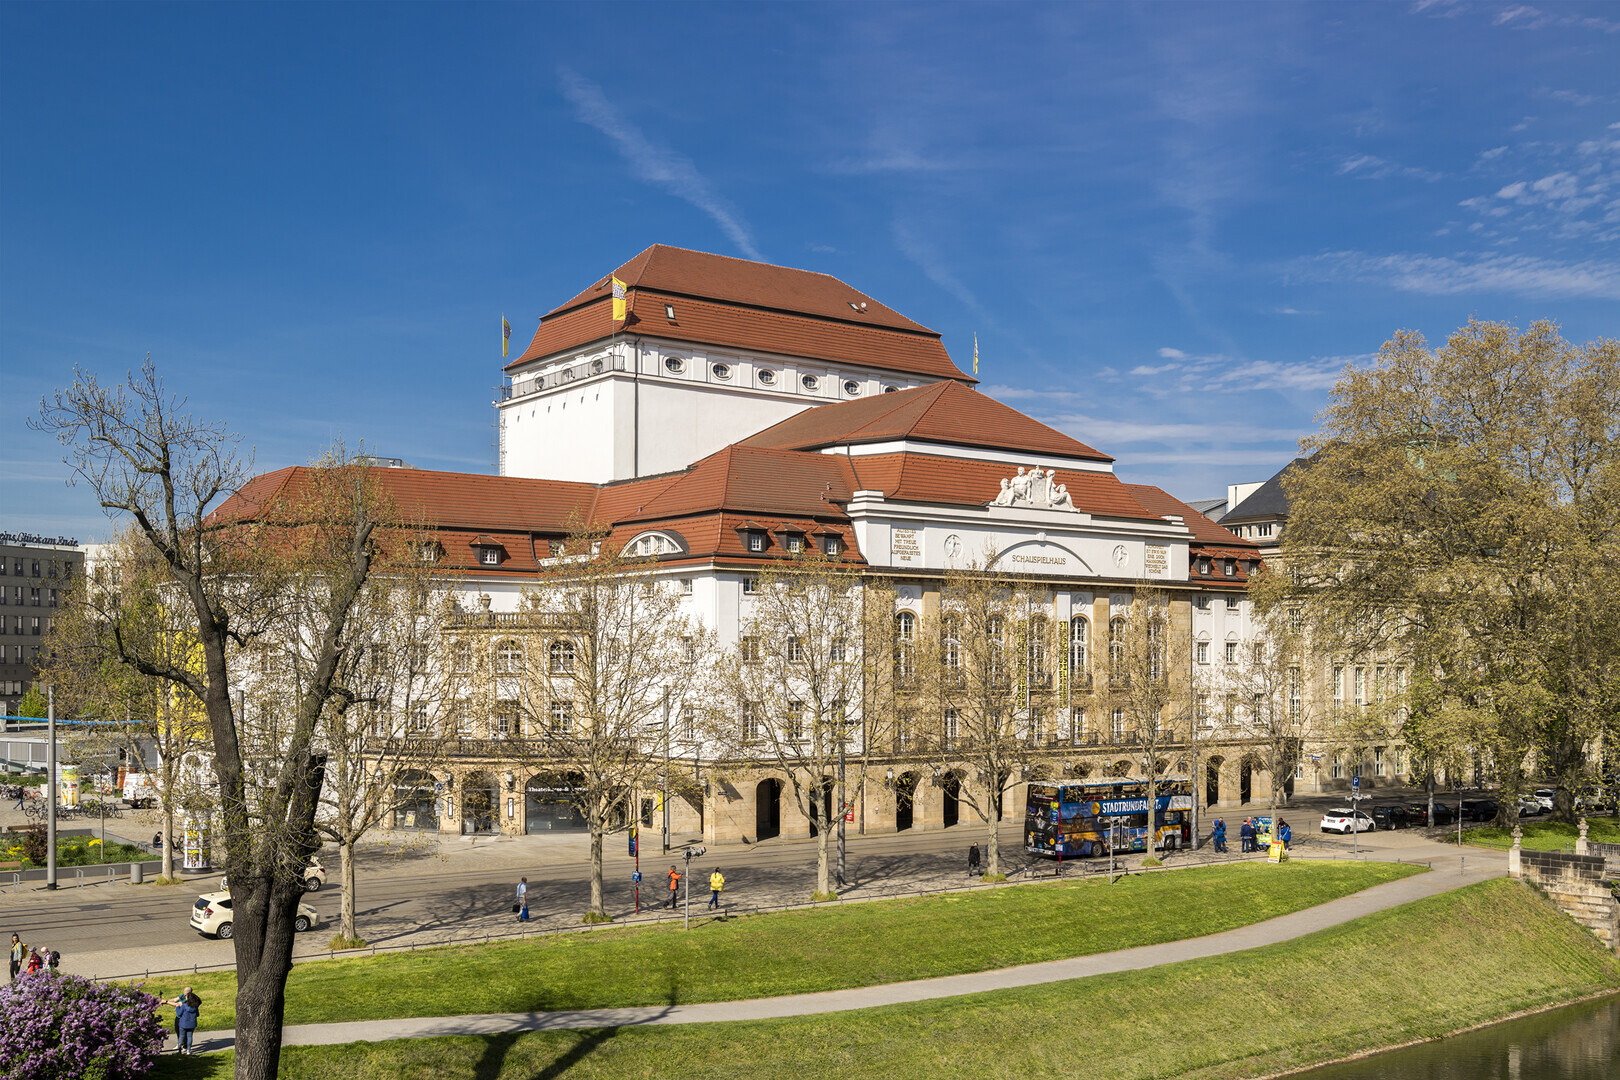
[
  {"left": 0, "top": 532, "right": 82, "bottom": 718},
  {"left": 1218, "top": 459, "right": 1308, "bottom": 558},
  {"left": 220, "top": 247, "right": 1289, "bottom": 844}
]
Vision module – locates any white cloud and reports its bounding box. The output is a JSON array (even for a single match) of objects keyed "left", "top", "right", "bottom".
[
  {"left": 1158, "top": 347, "right": 1187, "bottom": 359},
  {"left": 557, "top": 68, "right": 763, "bottom": 262},
  {"left": 1297, "top": 251, "right": 1620, "bottom": 300},
  {"left": 1479, "top": 146, "right": 1509, "bottom": 161},
  {"left": 1337, "top": 154, "right": 1444, "bottom": 182}
]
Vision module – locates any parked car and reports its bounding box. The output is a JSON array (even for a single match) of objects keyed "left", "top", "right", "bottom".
[
  {"left": 1407, "top": 801, "right": 1455, "bottom": 826},
  {"left": 221, "top": 857, "right": 326, "bottom": 893},
  {"left": 190, "top": 890, "right": 320, "bottom": 940},
  {"left": 1517, "top": 797, "right": 1546, "bottom": 817},
  {"left": 1533, "top": 788, "right": 1556, "bottom": 811},
  {"left": 1320, "top": 808, "right": 1375, "bottom": 834},
  {"left": 1370, "top": 804, "right": 1409, "bottom": 830},
  {"left": 1460, "top": 799, "right": 1499, "bottom": 822}
]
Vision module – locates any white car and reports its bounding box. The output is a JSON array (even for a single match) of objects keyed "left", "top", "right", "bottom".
[
  {"left": 1534, "top": 788, "right": 1556, "bottom": 811},
  {"left": 222, "top": 857, "right": 326, "bottom": 893},
  {"left": 190, "top": 891, "right": 320, "bottom": 940},
  {"left": 1320, "top": 808, "right": 1375, "bottom": 834}
]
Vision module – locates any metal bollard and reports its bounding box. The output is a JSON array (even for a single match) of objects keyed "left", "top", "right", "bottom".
[{"left": 76, "top": 869, "right": 85, "bottom": 888}]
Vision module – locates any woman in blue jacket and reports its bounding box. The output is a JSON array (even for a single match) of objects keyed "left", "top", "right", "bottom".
[{"left": 172, "top": 988, "right": 200, "bottom": 1055}]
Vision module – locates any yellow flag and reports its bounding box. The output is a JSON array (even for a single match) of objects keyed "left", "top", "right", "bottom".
[
  {"left": 502, "top": 315, "right": 511, "bottom": 359},
  {"left": 611, "top": 275, "right": 627, "bottom": 324},
  {"left": 973, "top": 333, "right": 979, "bottom": 375}
]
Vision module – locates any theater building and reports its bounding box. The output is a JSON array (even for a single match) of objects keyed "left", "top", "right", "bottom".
[{"left": 233, "top": 245, "right": 1283, "bottom": 844}]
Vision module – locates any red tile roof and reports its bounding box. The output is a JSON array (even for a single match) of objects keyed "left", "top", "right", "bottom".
[
  {"left": 1127, "top": 485, "right": 1256, "bottom": 548},
  {"left": 739, "top": 381, "right": 1111, "bottom": 461},
  {"left": 857, "top": 454, "right": 1158, "bottom": 519},
  {"left": 510, "top": 246, "right": 973, "bottom": 384}
]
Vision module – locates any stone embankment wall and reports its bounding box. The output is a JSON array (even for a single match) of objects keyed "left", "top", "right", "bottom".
[
  {"left": 1586, "top": 840, "right": 1620, "bottom": 881},
  {"left": 1512, "top": 849, "right": 1618, "bottom": 954}
]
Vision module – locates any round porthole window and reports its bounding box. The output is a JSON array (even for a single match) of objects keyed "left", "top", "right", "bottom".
[
  {"left": 844, "top": 380, "right": 861, "bottom": 396},
  {"left": 757, "top": 369, "right": 776, "bottom": 386},
  {"left": 802, "top": 374, "right": 820, "bottom": 391},
  {"left": 882, "top": 385, "right": 899, "bottom": 394},
  {"left": 712, "top": 363, "right": 732, "bottom": 380},
  {"left": 664, "top": 357, "right": 685, "bottom": 374}
]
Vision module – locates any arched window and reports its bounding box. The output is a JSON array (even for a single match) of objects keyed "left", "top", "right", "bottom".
[
  {"left": 894, "top": 611, "right": 916, "bottom": 681},
  {"left": 941, "top": 614, "right": 962, "bottom": 676},
  {"left": 547, "top": 639, "right": 575, "bottom": 674},
  {"left": 1069, "top": 617, "right": 1089, "bottom": 684},
  {"left": 1147, "top": 617, "right": 1165, "bottom": 682},
  {"left": 1027, "top": 615, "right": 1048, "bottom": 687},
  {"left": 1109, "top": 617, "right": 1126, "bottom": 676},
  {"left": 495, "top": 639, "right": 523, "bottom": 675}
]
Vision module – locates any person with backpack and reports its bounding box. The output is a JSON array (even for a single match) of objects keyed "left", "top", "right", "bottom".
[
  {"left": 8, "top": 934, "right": 22, "bottom": 983},
  {"left": 516, "top": 877, "right": 529, "bottom": 922},
  {"left": 172, "top": 988, "right": 200, "bottom": 1055}
]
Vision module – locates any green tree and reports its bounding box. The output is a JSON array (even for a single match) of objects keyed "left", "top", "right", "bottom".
[
  {"left": 1256, "top": 320, "right": 1620, "bottom": 825},
  {"left": 17, "top": 686, "right": 47, "bottom": 718}
]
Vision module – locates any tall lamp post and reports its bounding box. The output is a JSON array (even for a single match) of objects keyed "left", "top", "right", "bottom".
[{"left": 46, "top": 686, "right": 57, "bottom": 890}]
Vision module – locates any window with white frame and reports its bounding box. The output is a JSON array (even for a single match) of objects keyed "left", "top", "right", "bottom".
[
  {"left": 895, "top": 611, "right": 916, "bottom": 680},
  {"left": 741, "top": 701, "right": 763, "bottom": 743},
  {"left": 784, "top": 534, "right": 804, "bottom": 554},
  {"left": 822, "top": 536, "right": 841, "bottom": 557},
  {"left": 1225, "top": 595, "right": 1239, "bottom": 611},
  {"left": 1374, "top": 747, "right": 1386, "bottom": 776},
  {"left": 944, "top": 707, "right": 959, "bottom": 744},
  {"left": 785, "top": 700, "right": 805, "bottom": 742},
  {"left": 495, "top": 639, "right": 524, "bottom": 675},
  {"left": 1224, "top": 559, "right": 1235, "bottom": 577},
  {"left": 1196, "top": 641, "right": 1209, "bottom": 664},
  {"left": 1394, "top": 746, "right": 1406, "bottom": 774},
  {"left": 494, "top": 701, "right": 519, "bottom": 736},
  {"left": 1331, "top": 754, "right": 1344, "bottom": 780},
  {"left": 1332, "top": 666, "right": 1344, "bottom": 709},
  {"left": 681, "top": 704, "right": 696, "bottom": 741},
  {"left": 1028, "top": 615, "right": 1049, "bottom": 686},
  {"left": 1194, "top": 594, "right": 1210, "bottom": 610},
  {"left": 1071, "top": 707, "right": 1086, "bottom": 742},
  {"left": 680, "top": 578, "right": 693, "bottom": 594},
  {"left": 786, "top": 635, "right": 804, "bottom": 663},
  {"left": 829, "top": 636, "right": 846, "bottom": 662},
  {"left": 409, "top": 703, "right": 430, "bottom": 733},
  {"left": 1111, "top": 707, "right": 1125, "bottom": 742},
  {"left": 1354, "top": 666, "right": 1366, "bottom": 706},
  {"left": 1108, "top": 616, "right": 1125, "bottom": 677},
  {"left": 1225, "top": 641, "right": 1237, "bottom": 664},
  {"left": 742, "top": 576, "right": 759, "bottom": 595},
  {"left": 989, "top": 615, "right": 1009, "bottom": 684},
  {"left": 739, "top": 636, "right": 762, "bottom": 663},
  {"left": 1069, "top": 616, "right": 1088, "bottom": 681},
  {"left": 547, "top": 640, "right": 574, "bottom": 674},
  {"left": 456, "top": 706, "right": 475, "bottom": 736},
  {"left": 943, "top": 614, "right": 962, "bottom": 677},
  {"left": 1289, "top": 666, "right": 1301, "bottom": 722},
  {"left": 746, "top": 532, "right": 765, "bottom": 553},
  {"left": 549, "top": 700, "right": 573, "bottom": 734}
]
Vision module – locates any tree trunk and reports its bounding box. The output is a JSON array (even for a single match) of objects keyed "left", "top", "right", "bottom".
[
  {"left": 340, "top": 839, "right": 357, "bottom": 941},
  {"left": 161, "top": 806, "right": 174, "bottom": 880},
  {"left": 231, "top": 874, "right": 305, "bottom": 1080},
  {"left": 814, "top": 803, "right": 831, "bottom": 896},
  {"left": 984, "top": 778, "right": 1000, "bottom": 876},
  {"left": 588, "top": 821, "right": 605, "bottom": 917}
]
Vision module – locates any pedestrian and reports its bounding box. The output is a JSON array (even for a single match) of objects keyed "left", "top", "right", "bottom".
[
  {"left": 968, "top": 843, "right": 982, "bottom": 877},
  {"left": 1239, "top": 818, "right": 1255, "bottom": 853},
  {"left": 152, "top": 832, "right": 163, "bottom": 850},
  {"left": 1279, "top": 819, "right": 1292, "bottom": 850},
  {"left": 10, "top": 786, "right": 24, "bottom": 811},
  {"left": 25, "top": 949, "right": 43, "bottom": 976},
  {"left": 47, "top": 947, "right": 60, "bottom": 974},
  {"left": 516, "top": 876, "right": 529, "bottom": 922},
  {"left": 667, "top": 864, "right": 681, "bottom": 909},
  {"left": 708, "top": 868, "right": 725, "bottom": 909},
  {"left": 8, "top": 934, "right": 22, "bottom": 983},
  {"left": 172, "top": 987, "right": 200, "bottom": 1055},
  {"left": 1212, "top": 819, "right": 1227, "bottom": 854}
]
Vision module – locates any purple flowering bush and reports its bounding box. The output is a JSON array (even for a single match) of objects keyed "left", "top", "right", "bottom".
[{"left": 0, "top": 972, "right": 167, "bottom": 1080}]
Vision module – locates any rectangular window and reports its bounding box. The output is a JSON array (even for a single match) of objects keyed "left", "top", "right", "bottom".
[
  {"left": 786, "top": 636, "right": 804, "bottom": 662},
  {"left": 1288, "top": 666, "right": 1301, "bottom": 722},
  {"left": 1259, "top": 523, "right": 1272, "bottom": 537},
  {"left": 742, "top": 577, "right": 758, "bottom": 595},
  {"left": 1394, "top": 747, "right": 1406, "bottom": 775},
  {"left": 1333, "top": 665, "right": 1344, "bottom": 708},
  {"left": 1111, "top": 707, "right": 1125, "bottom": 742},
  {"left": 1331, "top": 755, "right": 1344, "bottom": 780},
  {"left": 1197, "top": 558, "right": 1211, "bottom": 576},
  {"left": 549, "top": 700, "right": 573, "bottom": 734},
  {"left": 1225, "top": 641, "right": 1237, "bottom": 664},
  {"left": 1195, "top": 693, "right": 1209, "bottom": 723},
  {"left": 1288, "top": 609, "right": 1302, "bottom": 632},
  {"left": 741, "top": 701, "right": 763, "bottom": 743},
  {"left": 747, "top": 533, "right": 764, "bottom": 553},
  {"left": 30, "top": 589, "right": 40, "bottom": 607},
  {"left": 680, "top": 578, "right": 693, "bottom": 595},
  {"left": 785, "top": 535, "right": 803, "bottom": 553},
  {"left": 1375, "top": 665, "right": 1386, "bottom": 702},
  {"left": 48, "top": 589, "right": 58, "bottom": 608},
  {"left": 409, "top": 703, "right": 430, "bottom": 733},
  {"left": 682, "top": 635, "right": 695, "bottom": 663},
  {"left": 481, "top": 549, "right": 498, "bottom": 565},
  {"left": 829, "top": 637, "right": 846, "bottom": 662},
  {"left": 1223, "top": 559, "right": 1235, "bottom": 577},
  {"left": 1374, "top": 748, "right": 1386, "bottom": 777},
  {"left": 785, "top": 700, "right": 805, "bottom": 742},
  {"left": 944, "top": 707, "right": 959, "bottom": 744},
  {"left": 1196, "top": 641, "right": 1209, "bottom": 664},
  {"left": 739, "top": 636, "right": 761, "bottom": 663},
  {"left": 822, "top": 537, "right": 840, "bottom": 557},
  {"left": 30, "top": 617, "right": 40, "bottom": 636},
  {"left": 1354, "top": 666, "right": 1366, "bottom": 706},
  {"left": 681, "top": 704, "right": 696, "bottom": 741},
  {"left": 1194, "top": 595, "right": 1209, "bottom": 610},
  {"left": 1225, "top": 595, "right": 1239, "bottom": 611},
  {"left": 31, "top": 561, "right": 40, "bottom": 578}
]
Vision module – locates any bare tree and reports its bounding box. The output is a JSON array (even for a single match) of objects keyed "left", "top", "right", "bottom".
[
  {"left": 713, "top": 553, "right": 870, "bottom": 899},
  {"left": 490, "top": 524, "right": 708, "bottom": 921},
  {"left": 1210, "top": 617, "right": 1311, "bottom": 815},
  {"left": 1109, "top": 585, "right": 1194, "bottom": 857},
  {"left": 915, "top": 550, "right": 1050, "bottom": 878},
  {"left": 34, "top": 361, "right": 395, "bottom": 1080}
]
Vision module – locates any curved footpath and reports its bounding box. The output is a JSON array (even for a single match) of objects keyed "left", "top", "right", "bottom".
[{"left": 187, "top": 848, "right": 1505, "bottom": 1055}]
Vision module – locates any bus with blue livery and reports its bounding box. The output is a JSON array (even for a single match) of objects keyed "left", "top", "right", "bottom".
[{"left": 1024, "top": 777, "right": 1194, "bottom": 858}]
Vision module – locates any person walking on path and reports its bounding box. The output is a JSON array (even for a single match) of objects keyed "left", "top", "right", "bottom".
[
  {"left": 516, "top": 877, "right": 529, "bottom": 922},
  {"left": 1239, "top": 818, "right": 1255, "bottom": 853},
  {"left": 968, "top": 844, "right": 982, "bottom": 877},
  {"left": 24, "top": 948, "right": 43, "bottom": 976},
  {"left": 667, "top": 865, "right": 681, "bottom": 909},
  {"left": 1279, "top": 820, "right": 1292, "bottom": 850},
  {"left": 708, "top": 868, "right": 725, "bottom": 910},
  {"left": 1212, "top": 819, "right": 1227, "bottom": 854},
  {"left": 172, "top": 988, "right": 200, "bottom": 1055},
  {"left": 9, "top": 934, "right": 23, "bottom": 983},
  {"left": 9, "top": 787, "right": 25, "bottom": 811}
]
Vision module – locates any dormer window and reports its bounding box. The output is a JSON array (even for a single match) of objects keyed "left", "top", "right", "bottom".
[
  {"left": 472, "top": 536, "right": 507, "bottom": 567},
  {"left": 823, "top": 536, "right": 841, "bottom": 557},
  {"left": 712, "top": 363, "right": 732, "bottom": 380},
  {"left": 843, "top": 380, "right": 861, "bottom": 396},
  {"left": 1198, "top": 558, "right": 1211, "bottom": 576},
  {"left": 801, "top": 375, "right": 820, "bottom": 392},
  {"left": 1224, "top": 559, "right": 1235, "bottom": 577},
  {"left": 414, "top": 541, "right": 444, "bottom": 565},
  {"left": 748, "top": 532, "right": 765, "bottom": 553},
  {"left": 757, "top": 369, "right": 776, "bottom": 386},
  {"left": 785, "top": 534, "right": 804, "bottom": 553}
]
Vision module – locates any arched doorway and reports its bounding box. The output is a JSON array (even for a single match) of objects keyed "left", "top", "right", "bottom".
[
  {"left": 394, "top": 770, "right": 440, "bottom": 831},
  {"left": 895, "top": 772, "right": 919, "bottom": 831},
  {"left": 525, "top": 773, "right": 588, "bottom": 834},
  {"left": 1206, "top": 757, "right": 1223, "bottom": 807},
  {"left": 1239, "top": 759, "right": 1253, "bottom": 805},
  {"left": 755, "top": 778, "right": 782, "bottom": 841},
  {"left": 942, "top": 771, "right": 962, "bottom": 828},
  {"left": 462, "top": 771, "right": 499, "bottom": 834}
]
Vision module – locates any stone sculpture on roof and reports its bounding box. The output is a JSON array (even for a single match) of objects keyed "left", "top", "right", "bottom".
[{"left": 990, "top": 466, "right": 1074, "bottom": 510}]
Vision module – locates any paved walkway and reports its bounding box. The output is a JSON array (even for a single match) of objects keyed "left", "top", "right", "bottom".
[{"left": 183, "top": 847, "right": 1505, "bottom": 1054}]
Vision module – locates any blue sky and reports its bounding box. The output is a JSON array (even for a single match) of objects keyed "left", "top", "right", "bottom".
[{"left": 3, "top": 1, "right": 1617, "bottom": 541}]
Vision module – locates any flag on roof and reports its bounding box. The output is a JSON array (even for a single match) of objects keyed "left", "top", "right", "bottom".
[
  {"left": 501, "top": 315, "right": 511, "bottom": 358},
  {"left": 611, "top": 275, "right": 627, "bottom": 325},
  {"left": 973, "top": 333, "right": 979, "bottom": 375}
]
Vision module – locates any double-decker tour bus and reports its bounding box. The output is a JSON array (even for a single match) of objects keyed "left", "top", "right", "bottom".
[{"left": 1024, "top": 777, "right": 1194, "bottom": 858}]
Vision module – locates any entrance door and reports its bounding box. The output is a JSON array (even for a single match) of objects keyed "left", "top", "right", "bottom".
[
  {"left": 895, "top": 773, "right": 918, "bottom": 831},
  {"left": 755, "top": 779, "right": 781, "bottom": 841},
  {"left": 462, "top": 772, "right": 499, "bottom": 834},
  {"left": 943, "top": 773, "right": 961, "bottom": 828},
  {"left": 1206, "top": 760, "right": 1222, "bottom": 807},
  {"left": 1239, "top": 761, "right": 1253, "bottom": 805}
]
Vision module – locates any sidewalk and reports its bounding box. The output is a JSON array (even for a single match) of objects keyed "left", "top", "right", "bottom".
[{"left": 181, "top": 846, "right": 1504, "bottom": 1055}]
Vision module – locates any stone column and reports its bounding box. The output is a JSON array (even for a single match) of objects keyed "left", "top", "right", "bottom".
[
  {"left": 1509, "top": 824, "right": 1522, "bottom": 879},
  {"left": 1576, "top": 817, "right": 1589, "bottom": 856}
]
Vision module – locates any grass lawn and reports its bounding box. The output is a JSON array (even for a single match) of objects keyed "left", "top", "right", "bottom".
[
  {"left": 1462, "top": 815, "right": 1620, "bottom": 851},
  {"left": 148, "top": 860, "right": 1417, "bottom": 1033},
  {"left": 154, "top": 878, "right": 1620, "bottom": 1080}
]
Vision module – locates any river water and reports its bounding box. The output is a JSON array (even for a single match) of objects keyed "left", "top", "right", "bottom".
[{"left": 1294, "top": 995, "right": 1620, "bottom": 1079}]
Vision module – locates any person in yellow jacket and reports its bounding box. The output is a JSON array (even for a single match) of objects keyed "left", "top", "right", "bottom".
[{"left": 708, "top": 869, "right": 725, "bottom": 910}]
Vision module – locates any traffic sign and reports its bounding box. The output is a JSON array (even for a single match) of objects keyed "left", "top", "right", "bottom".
[{"left": 1351, "top": 775, "right": 1360, "bottom": 791}]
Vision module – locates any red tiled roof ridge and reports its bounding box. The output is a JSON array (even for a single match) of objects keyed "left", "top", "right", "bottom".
[
  {"left": 544, "top": 244, "right": 935, "bottom": 335},
  {"left": 1125, "top": 484, "right": 1256, "bottom": 549}
]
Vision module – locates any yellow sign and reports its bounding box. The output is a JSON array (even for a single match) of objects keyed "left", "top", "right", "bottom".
[{"left": 1268, "top": 841, "right": 1287, "bottom": 863}]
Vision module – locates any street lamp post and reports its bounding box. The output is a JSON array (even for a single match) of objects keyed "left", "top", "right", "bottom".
[{"left": 46, "top": 686, "right": 57, "bottom": 890}]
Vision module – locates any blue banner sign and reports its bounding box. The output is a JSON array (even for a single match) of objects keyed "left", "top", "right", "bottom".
[{"left": 1095, "top": 795, "right": 1194, "bottom": 815}]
